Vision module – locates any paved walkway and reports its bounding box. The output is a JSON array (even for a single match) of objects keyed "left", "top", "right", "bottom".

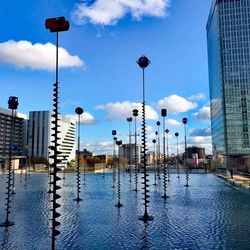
[{"left": 217, "top": 174, "right": 250, "bottom": 191}]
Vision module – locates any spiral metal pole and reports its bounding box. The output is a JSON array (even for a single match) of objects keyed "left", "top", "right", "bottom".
[
  {"left": 133, "top": 115, "right": 139, "bottom": 192},
  {"left": 162, "top": 117, "right": 168, "bottom": 199},
  {"left": 156, "top": 126, "right": 161, "bottom": 180},
  {"left": 11, "top": 110, "right": 17, "bottom": 195},
  {"left": 152, "top": 140, "right": 157, "bottom": 186},
  {"left": 138, "top": 65, "right": 153, "bottom": 221},
  {"left": 49, "top": 31, "right": 62, "bottom": 250},
  {"left": 0, "top": 109, "right": 15, "bottom": 227},
  {"left": 115, "top": 142, "right": 123, "bottom": 208},
  {"left": 184, "top": 123, "right": 189, "bottom": 187},
  {"left": 74, "top": 113, "right": 82, "bottom": 202},
  {"left": 166, "top": 131, "right": 170, "bottom": 182},
  {"left": 128, "top": 120, "right": 132, "bottom": 183},
  {"left": 112, "top": 138, "right": 116, "bottom": 188}
]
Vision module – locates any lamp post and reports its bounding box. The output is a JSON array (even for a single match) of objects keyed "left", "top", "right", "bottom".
[
  {"left": 45, "top": 16, "right": 69, "bottom": 250},
  {"left": 74, "top": 107, "right": 83, "bottom": 202},
  {"left": 111, "top": 130, "right": 117, "bottom": 188},
  {"left": 115, "top": 140, "right": 123, "bottom": 208},
  {"left": 165, "top": 128, "right": 170, "bottom": 182},
  {"left": 0, "top": 96, "right": 18, "bottom": 227},
  {"left": 152, "top": 139, "right": 157, "bottom": 186},
  {"left": 175, "top": 132, "right": 180, "bottom": 178},
  {"left": 137, "top": 55, "right": 153, "bottom": 221},
  {"left": 127, "top": 117, "right": 133, "bottom": 183},
  {"left": 182, "top": 117, "right": 189, "bottom": 187},
  {"left": 132, "top": 109, "right": 139, "bottom": 192},
  {"left": 156, "top": 121, "right": 161, "bottom": 180},
  {"left": 161, "top": 109, "right": 168, "bottom": 199}
]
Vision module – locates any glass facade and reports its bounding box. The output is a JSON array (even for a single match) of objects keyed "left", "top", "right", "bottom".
[{"left": 207, "top": 0, "right": 250, "bottom": 157}]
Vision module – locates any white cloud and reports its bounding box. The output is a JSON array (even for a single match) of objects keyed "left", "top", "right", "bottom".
[
  {"left": 81, "top": 141, "right": 113, "bottom": 155},
  {"left": 71, "top": 0, "right": 170, "bottom": 25},
  {"left": 193, "top": 105, "right": 210, "bottom": 122},
  {"left": 0, "top": 40, "right": 84, "bottom": 70},
  {"left": 156, "top": 94, "right": 197, "bottom": 114},
  {"left": 65, "top": 112, "right": 97, "bottom": 125},
  {"left": 188, "top": 136, "right": 212, "bottom": 154},
  {"left": 188, "top": 93, "right": 206, "bottom": 101},
  {"left": 189, "top": 127, "right": 211, "bottom": 137},
  {"left": 167, "top": 119, "right": 181, "bottom": 127},
  {"left": 96, "top": 101, "right": 158, "bottom": 120}
]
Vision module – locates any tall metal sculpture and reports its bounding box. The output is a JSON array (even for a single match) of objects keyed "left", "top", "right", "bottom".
[
  {"left": 161, "top": 109, "right": 169, "bottom": 199},
  {"left": 111, "top": 130, "right": 117, "bottom": 188},
  {"left": 127, "top": 117, "right": 133, "bottom": 183},
  {"left": 132, "top": 109, "right": 139, "bottom": 192},
  {"left": 45, "top": 16, "right": 69, "bottom": 250},
  {"left": 165, "top": 128, "right": 170, "bottom": 182},
  {"left": 0, "top": 96, "right": 18, "bottom": 227},
  {"left": 152, "top": 139, "right": 157, "bottom": 186},
  {"left": 74, "top": 107, "right": 83, "bottom": 202},
  {"left": 156, "top": 121, "right": 161, "bottom": 180},
  {"left": 115, "top": 140, "right": 123, "bottom": 208},
  {"left": 137, "top": 55, "right": 153, "bottom": 221},
  {"left": 175, "top": 132, "right": 180, "bottom": 178},
  {"left": 11, "top": 109, "right": 17, "bottom": 195},
  {"left": 182, "top": 117, "right": 189, "bottom": 187}
]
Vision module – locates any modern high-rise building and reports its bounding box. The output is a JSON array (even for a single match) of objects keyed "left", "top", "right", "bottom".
[
  {"left": 119, "top": 143, "right": 141, "bottom": 164},
  {"left": 0, "top": 108, "right": 27, "bottom": 166},
  {"left": 27, "top": 111, "right": 76, "bottom": 167},
  {"left": 207, "top": 0, "right": 250, "bottom": 165}
]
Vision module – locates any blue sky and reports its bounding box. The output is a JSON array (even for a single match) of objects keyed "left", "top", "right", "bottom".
[{"left": 0, "top": 0, "right": 213, "bottom": 155}]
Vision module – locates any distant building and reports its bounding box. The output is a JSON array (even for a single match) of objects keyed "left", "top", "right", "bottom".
[
  {"left": 186, "top": 147, "right": 205, "bottom": 160},
  {"left": 118, "top": 143, "right": 140, "bottom": 164},
  {"left": 27, "top": 111, "right": 76, "bottom": 167},
  {"left": 0, "top": 108, "right": 27, "bottom": 166},
  {"left": 78, "top": 148, "right": 93, "bottom": 157},
  {"left": 207, "top": 0, "right": 250, "bottom": 166}
]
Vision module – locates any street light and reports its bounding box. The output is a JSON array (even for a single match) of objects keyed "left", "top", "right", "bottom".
[
  {"left": 127, "top": 117, "right": 133, "bottom": 183},
  {"left": 45, "top": 16, "right": 69, "bottom": 250},
  {"left": 152, "top": 139, "right": 157, "bottom": 186},
  {"left": 137, "top": 55, "right": 153, "bottom": 222},
  {"left": 161, "top": 109, "right": 169, "bottom": 199},
  {"left": 0, "top": 96, "right": 18, "bottom": 227},
  {"left": 165, "top": 128, "right": 170, "bottom": 182},
  {"left": 175, "top": 132, "right": 180, "bottom": 178},
  {"left": 115, "top": 140, "right": 123, "bottom": 208},
  {"left": 156, "top": 121, "right": 161, "bottom": 180},
  {"left": 111, "top": 130, "right": 117, "bottom": 188},
  {"left": 74, "top": 107, "right": 83, "bottom": 202},
  {"left": 182, "top": 117, "right": 189, "bottom": 187},
  {"left": 132, "top": 109, "right": 139, "bottom": 192}
]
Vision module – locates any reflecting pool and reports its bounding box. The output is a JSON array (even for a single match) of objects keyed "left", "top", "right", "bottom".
[{"left": 0, "top": 173, "right": 250, "bottom": 249}]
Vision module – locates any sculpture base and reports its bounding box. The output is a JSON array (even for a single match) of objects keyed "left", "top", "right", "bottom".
[
  {"left": 138, "top": 214, "right": 154, "bottom": 222},
  {"left": 0, "top": 220, "right": 14, "bottom": 227},
  {"left": 115, "top": 202, "right": 123, "bottom": 208},
  {"left": 74, "top": 197, "right": 82, "bottom": 202}
]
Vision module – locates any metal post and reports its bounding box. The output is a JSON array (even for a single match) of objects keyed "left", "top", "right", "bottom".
[
  {"left": 115, "top": 140, "right": 123, "bottom": 208},
  {"left": 111, "top": 130, "right": 117, "bottom": 188},
  {"left": 127, "top": 117, "right": 133, "bottom": 183},
  {"left": 137, "top": 56, "right": 153, "bottom": 222},
  {"left": 183, "top": 118, "right": 189, "bottom": 187},
  {"left": 133, "top": 110, "right": 139, "bottom": 192},
  {"left": 156, "top": 121, "right": 161, "bottom": 180},
  {"left": 175, "top": 132, "right": 180, "bottom": 178},
  {"left": 165, "top": 129, "right": 170, "bottom": 182},
  {"left": 152, "top": 139, "right": 157, "bottom": 186}
]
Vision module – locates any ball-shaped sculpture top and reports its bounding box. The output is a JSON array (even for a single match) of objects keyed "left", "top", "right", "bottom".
[
  {"left": 137, "top": 55, "right": 151, "bottom": 69},
  {"left": 8, "top": 96, "right": 19, "bottom": 110},
  {"left": 133, "top": 109, "right": 139, "bottom": 117},
  {"left": 112, "top": 130, "right": 117, "bottom": 136},
  {"left": 75, "top": 107, "right": 84, "bottom": 115},
  {"left": 175, "top": 132, "right": 179, "bottom": 137},
  {"left": 156, "top": 121, "right": 161, "bottom": 126},
  {"left": 116, "top": 140, "right": 122, "bottom": 146},
  {"left": 155, "top": 131, "right": 158, "bottom": 135},
  {"left": 152, "top": 139, "right": 156, "bottom": 143},
  {"left": 182, "top": 117, "right": 188, "bottom": 125},
  {"left": 113, "top": 137, "right": 117, "bottom": 141},
  {"left": 127, "top": 117, "right": 133, "bottom": 122},
  {"left": 161, "top": 109, "right": 167, "bottom": 117},
  {"left": 165, "top": 129, "right": 169, "bottom": 134}
]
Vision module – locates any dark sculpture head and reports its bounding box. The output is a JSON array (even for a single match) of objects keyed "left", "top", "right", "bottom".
[
  {"left": 152, "top": 139, "right": 156, "bottom": 144},
  {"left": 75, "top": 107, "right": 84, "bottom": 115},
  {"left": 112, "top": 130, "right": 117, "bottom": 136},
  {"left": 8, "top": 96, "right": 18, "bottom": 110},
  {"left": 116, "top": 140, "right": 122, "bottom": 146},
  {"left": 127, "top": 117, "right": 133, "bottom": 122},
  {"left": 165, "top": 129, "right": 169, "bottom": 134},
  {"left": 182, "top": 117, "right": 188, "bottom": 125},
  {"left": 161, "top": 109, "right": 167, "bottom": 117},
  {"left": 137, "top": 55, "right": 150, "bottom": 69},
  {"left": 175, "top": 132, "right": 179, "bottom": 137},
  {"left": 132, "top": 109, "right": 139, "bottom": 117},
  {"left": 156, "top": 121, "right": 161, "bottom": 126}
]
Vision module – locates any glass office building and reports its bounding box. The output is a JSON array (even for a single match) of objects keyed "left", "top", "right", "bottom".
[{"left": 207, "top": 0, "right": 250, "bottom": 161}]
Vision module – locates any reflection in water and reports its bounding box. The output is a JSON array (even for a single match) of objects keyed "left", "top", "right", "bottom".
[{"left": 0, "top": 174, "right": 249, "bottom": 249}]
